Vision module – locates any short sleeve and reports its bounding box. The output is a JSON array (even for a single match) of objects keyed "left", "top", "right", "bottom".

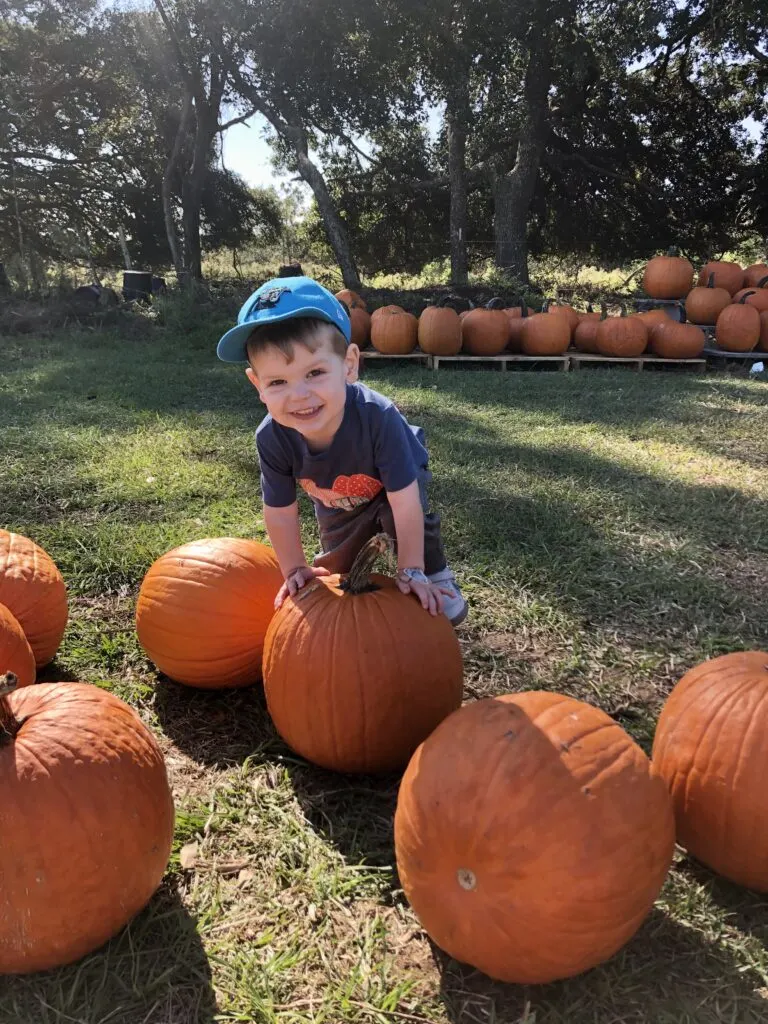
[
  {"left": 372, "top": 403, "right": 420, "bottom": 493},
  {"left": 256, "top": 428, "right": 297, "bottom": 507}
]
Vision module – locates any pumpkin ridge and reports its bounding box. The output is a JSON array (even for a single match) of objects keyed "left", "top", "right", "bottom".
[{"left": 720, "top": 672, "right": 768, "bottom": 851}]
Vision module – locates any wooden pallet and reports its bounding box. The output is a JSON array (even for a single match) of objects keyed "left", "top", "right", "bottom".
[
  {"left": 570, "top": 353, "right": 706, "bottom": 372},
  {"left": 430, "top": 353, "right": 570, "bottom": 371},
  {"left": 359, "top": 350, "right": 432, "bottom": 368}
]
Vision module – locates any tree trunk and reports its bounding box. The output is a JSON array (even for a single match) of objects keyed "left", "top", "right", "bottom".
[
  {"left": 446, "top": 93, "right": 469, "bottom": 287},
  {"left": 492, "top": 40, "right": 552, "bottom": 285},
  {"left": 162, "top": 92, "right": 192, "bottom": 284},
  {"left": 293, "top": 144, "right": 361, "bottom": 290},
  {"left": 492, "top": 137, "right": 543, "bottom": 285}
]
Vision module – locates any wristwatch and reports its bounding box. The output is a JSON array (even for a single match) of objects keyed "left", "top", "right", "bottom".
[{"left": 398, "top": 567, "right": 430, "bottom": 585}]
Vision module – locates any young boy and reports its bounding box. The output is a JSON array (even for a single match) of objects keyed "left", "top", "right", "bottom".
[{"left": 216, "top": 276, "right": 467, "bottom": 625}]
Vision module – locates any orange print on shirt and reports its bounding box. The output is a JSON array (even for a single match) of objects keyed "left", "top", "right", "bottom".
[{"left": 299, "top": 474, "right": 383, "bottom": 511}]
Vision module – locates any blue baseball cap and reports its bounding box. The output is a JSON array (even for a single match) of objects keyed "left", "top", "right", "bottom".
[{"left": 216, "top": 276, "right": 351, "bottom": 363}]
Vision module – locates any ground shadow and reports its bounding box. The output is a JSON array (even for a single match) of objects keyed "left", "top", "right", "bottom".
[
  {"left": 287, "top": 759, "right": 400, "bottom": 873},
  {"left": 435, "top": 904, "right": 768, "bottom": 1023},
  {"left": 0, "top": 882, "right": 217, "bottom": 1024},
  {"left": 154, "top": 677, "right": 283, "bottom": 767},
  {"left": 681, "top": 856, "right": 768, "bottom": 944}
]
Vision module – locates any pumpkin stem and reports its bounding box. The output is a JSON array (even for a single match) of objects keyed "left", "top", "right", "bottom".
[
  {"left": 340, "top": 533, "right": 394, "bottom": 595},
  {"left": 739, "top": 292, "right": 756, "bottom": 304},
  {"left": 486, "top": 297, "right": 506, "bottom": 310},
  {"left": 706, "top": 273, "right": 715, "bottom": 289},
  {"left": 0, "top": 673, "right": 23, "bottom": 746},
  {"left": 758, "top": 275, "right": 768, "bottom": 289},
  {"left": 666, "top": 246, "right": 680, "bottom": 257}
]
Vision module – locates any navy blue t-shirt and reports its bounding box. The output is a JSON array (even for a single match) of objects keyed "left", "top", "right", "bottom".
[{"left": 256, "top": 382, "right": 429, "bottom": 522}]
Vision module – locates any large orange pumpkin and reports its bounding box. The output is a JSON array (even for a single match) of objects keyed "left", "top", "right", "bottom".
[
  {"left": 758, "top": 310, "right": 768, "bottom": 352},
  {"left": 596, "top": 315, "right": 648, "bottom": 357},
  {"left": 744, "top": 263, "right": 768, "bottom": 289},
  {"left": 697, "top": 260, "right": 744, "bottom": 296},
  {"left": 0, "top": 675, "right": 174, "bottom": 974},
  {"left": 370, "top": 304, "right": 405, "bottom": 320},
  {"left": 136, "top": 537, "right": 283, "bottom": 689},
  {"left": 545, "top": 300, "right": 580, "bottom": 337},
  {"left": 685, "top": 274, "right": 732, "bottom": 324},
  {"left": 395, "top": 692, "right": 674, "bottom": 984},
  {"left": 0, "top": 529, "right": 68, "bottom": 667},
  {"left": 0, "top": 604, "right": 35, "bottom": 688},
  {"left": 461, "top": 300, "right": 510, "bottom": 356},
  {"left": 715, "top": 297, "right": 760, "bottom": 351},
  {"left": 649, "top": 321, "right": 705, "bottom": 359},
  {"left": 573, "top": 315, "right": 602, "bottom": 353},
  {"left": 504, "top": 302, "right": 533, "bottom": 352},
  {"left": 520, "top": 311, "right": 571, "bottom": 355},
  {"left": 370, "top": 309, "right": 418, "bottom": 354},
  {"left": 653, "top": 652, "right": 768, "bottom": 891},
  {"left": 348, "top": 306, "right": 371, "bottom": 347},
  {"left": 732, "top": 280, "right": 768, "bottom": 312},
  {"left": 642, "top": 248, "right": 694, "bottom": 299},
  {"left": 335, "top": 288, "right": 366, "bottom": 311},
  {"left": 263, "top": 536, "right": 463, "bottom": 774},
  {"left": 418, "top": 303, "right": 462, "bottom": 356}
]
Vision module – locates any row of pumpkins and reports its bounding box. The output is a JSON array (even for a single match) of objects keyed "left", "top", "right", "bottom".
[
  {"left": 642, "top": 251, "right": 768, "bottom": 352},
  {"left": 3, "top": 527, "right": 768, "bottom": 987},
  {"left": 336, "top": 286, "right": 768, "bottom": 360}
]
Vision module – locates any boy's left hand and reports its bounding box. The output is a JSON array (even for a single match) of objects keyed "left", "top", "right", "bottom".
[{"left": 396, "top": 574, "right": 454, "bottom": 617}]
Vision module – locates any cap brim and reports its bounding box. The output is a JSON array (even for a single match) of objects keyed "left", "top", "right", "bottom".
[{"left": 216, "top": 305, "right": 351, "bottom": 363}]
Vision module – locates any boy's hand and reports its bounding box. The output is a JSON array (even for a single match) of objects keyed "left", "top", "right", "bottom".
[
  {"left": 396, "top": 573, "right": 454, "bottom": 617},
  {"left": 275, "top": 565, "right": 331, "bottom": 609}
]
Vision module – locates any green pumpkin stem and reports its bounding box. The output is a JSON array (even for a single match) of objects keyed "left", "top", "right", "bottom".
[
  {"left": 340, "top": 533, "right": 394, "bottom": 594},
  {"left": 0, "top": 673, "right": 22, "bottom": 746},
  {"left": 707, "top": 273, "right": 715, "bottom": 289}
]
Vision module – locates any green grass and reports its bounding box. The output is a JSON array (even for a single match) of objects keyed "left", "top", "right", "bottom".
[{"left": 2, "top": 321, "right": 768, "bottom": 1023}]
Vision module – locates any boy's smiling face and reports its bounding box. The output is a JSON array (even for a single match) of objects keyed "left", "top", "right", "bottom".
[{"left": 246, "top": 327, "right": 359, "bottom": 448}]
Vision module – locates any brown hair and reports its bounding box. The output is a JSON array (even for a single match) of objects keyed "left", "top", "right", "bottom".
[{"left": 246, "top": 317, "right": 347, "bottom": 365}]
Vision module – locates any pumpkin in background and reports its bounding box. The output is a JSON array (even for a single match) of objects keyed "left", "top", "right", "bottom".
[
  {"left": 697, "top": 260, "right": 743, "bottom": 296},
  {"left": 505, "top": 301, "right": 533, "bottom": 353},
  {"left": 759, "top": 310, "right": 768, "bottom": 352},
  {"left": 335, "top": 288, "right": 366, "bottom": 311},
  {"left": 634, "top": 308, "right": 674, "bottom": 327},
  {"left": 573, "top": 319, "right": 601, "bottom": 353},
  {"left": 370, "top": 304, "right": 404, "bottom": 321},
  {"left": 744, "top": 263, "right": 768, "bottom": 289},
  {"left": 0, "top": 529, "right": 68, "bottom": 667},
  {"left": 653, "top": 652, "right": 768, "bottom": 891},
  {"left": 521, "top": 311, "right": 571, "bottom": 355},
  {"left": 642, "top": 248, "right": 694, "bottom": 299},
  {"left": 545, "top": 301, "right": 580, "bottom": 337},
  {"left": 461, "top": 299, "right": 510, "bottom": 356},
  {"left": 418, "top": 302, "right": 462, "bottom": 356},
  {"left": 649, "top": 321, "right": 705, "bottom": 359},
  {"left": 596, "top": 314, "right": 648, "bottom": 357},
  {"left": 136, "top": 537, "right": 283, "bottom": 689},
  {"left": 685, "top": 274, "right": 731, "bottom": 324},
  {"left": 715, "top": 297, "right": 760, "bottom": 351},
  {"left": 0, "top": 675, "right": 174, "bottom": 974},
  {"left": 348, "top": 306, "right": 371, "bottom": 347},
  {"left": 263, "top": 536, "right": 463, "bottom": 774},
  {"left": 578, "top": 304, "right": 601, "bottom": 322},
  {"left": 395, "top": 691, "right": 674, "bottom": 984},
  {"left": 0, "top": 604, "right": 35, "bottom": 688},
  {"left": 370, "top": 309, "right": 418, "bottom": 354},
  {"left": 732, "top": 280, "right": 768, "bottom": 312}
]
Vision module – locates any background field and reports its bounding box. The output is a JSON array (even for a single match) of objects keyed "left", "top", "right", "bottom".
[{"left": 2, "top": 319, "right": 768, "bottom": 1024}]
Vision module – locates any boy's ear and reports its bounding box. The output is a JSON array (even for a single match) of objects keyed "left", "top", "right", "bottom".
[
  {"left": 344, "top": 343, "right": 360, "bottom": 384},
  {"left": 245, "top": 366, "right": 265, "bottom": 400}
]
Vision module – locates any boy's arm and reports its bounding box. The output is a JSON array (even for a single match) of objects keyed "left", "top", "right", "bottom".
[
  {"left": 386, "top": 480, "right": 425, "bottom": 571},
  {"left": 387, "top": 481, "right": 448, "bottom": 616},
  {"left": 264, "top": 503, "right": 330, "bottom": 608}
]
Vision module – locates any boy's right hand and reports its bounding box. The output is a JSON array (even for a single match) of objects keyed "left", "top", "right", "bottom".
[{"left": 275, "top": 565, "right": 332, "bottom": 609}]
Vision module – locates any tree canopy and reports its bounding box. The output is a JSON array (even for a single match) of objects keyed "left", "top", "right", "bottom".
[{"left": 1, "top": 0, "right": 765, "bottom": 288}]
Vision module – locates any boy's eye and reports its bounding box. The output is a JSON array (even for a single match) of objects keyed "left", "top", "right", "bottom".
[
  {"left": 307, "top": 368, "right": 325, "bottom": 379},
  {"left": 268, "top": 379, "right": 286, "bottom": 387}
]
